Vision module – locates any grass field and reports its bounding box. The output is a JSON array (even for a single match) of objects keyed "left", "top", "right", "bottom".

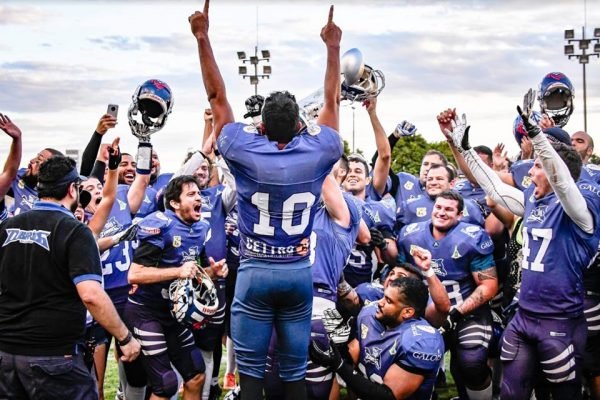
[{"left": 102, "top": 345, "right": 459, "bottom": 400}]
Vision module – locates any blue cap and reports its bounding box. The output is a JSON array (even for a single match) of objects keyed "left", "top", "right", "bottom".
[{"left": 543, "top": 127, "right": 571, "bottom": 146}]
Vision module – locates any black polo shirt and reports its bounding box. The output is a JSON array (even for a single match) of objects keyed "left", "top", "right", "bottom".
[{"left": 0, "top": 201, "right": 102, "bottom": 356}]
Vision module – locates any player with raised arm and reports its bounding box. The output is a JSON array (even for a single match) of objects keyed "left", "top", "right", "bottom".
[
  {"left": 446, "top": 98, "right": 600, "bottom": 399},
  {"left": 189, "top": 2, "right": 343, "bottom": 398}
]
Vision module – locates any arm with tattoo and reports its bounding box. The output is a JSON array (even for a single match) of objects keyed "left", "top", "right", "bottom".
[{"left": 457, "top": 266, "right": 498, "bottom": 315}]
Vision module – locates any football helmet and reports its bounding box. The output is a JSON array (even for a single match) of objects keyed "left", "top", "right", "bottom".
[
  {"left": 513, "top": 111, "right": 542, "bottom": 146},
  {"left": 340, "top": 48, "right": 385, "bottom": 103},
  {"left": 168, "top": 266, "right": 218, "bottom": 325},
  {"left": 128, "top": 79, "right": 174, "bottom": 138},
  {"left": 537, "top": 72, "right": 574, "bottom": 128}
]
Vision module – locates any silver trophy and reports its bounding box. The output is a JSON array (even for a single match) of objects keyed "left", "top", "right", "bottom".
[
  {"left": 128, "top": 79, "right": 174, "bottom": 142},
  {"left": 340, "top": 48, "right": 385, "bottom": 103}
]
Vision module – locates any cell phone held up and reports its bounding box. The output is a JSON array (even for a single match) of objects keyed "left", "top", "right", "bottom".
[{"left": 107, "top": 104, "right": 119, "bottom": 119}]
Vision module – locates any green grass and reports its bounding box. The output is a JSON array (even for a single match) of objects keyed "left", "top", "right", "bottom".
[{"left": 103, "top": 345, "right": 458, "bottom": 399}]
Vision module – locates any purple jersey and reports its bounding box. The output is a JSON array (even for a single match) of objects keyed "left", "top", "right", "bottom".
[
  {"left": 397, "top": 221, "right": 494, "bottom": 307},
  {"left": 99, "top": 185, "right": 136, "bottom": 306},
  {"left": 129, "top": 210, "right": 209, "bottom": 316},
  {"left": 217, "top": 122, "right": 342, "bottom": 263},
  {"left": 453, "top": 179, "right": 486, "bottom": 202},
  {"left": 518, "top": 181, "right": 600, "bottom": 318},
  {"left": 151, "top": 172, "right": 174, "bottom": 193},
  {"left": 397, "top": 194, "right": 485, "bottom": 228},
  {"left": 136, "top": 186, "right": 158, "bottom": 218},
  {"left": 581, "top": 164, "right": 600, "bottom": 185},
  {"left": 357, "top": 304, "right": 444, "bottom": 400},
  {"left": 355, "top": 281, "right": 384, "bottom": 306},
  {"left": 200, "top": 184, "right": 227, "bottom": 261},
  {"left": 9, "top": 168, "right": 37, "bottom": 215},
  {"left": 310, "top": 193, "right": 362, "bottom": 301},
  {"left": 511, "top": 160, "right": 534, "bottom": 191},
  {"left": 344, "top": 195, "right": 396, "bottom": 287}
]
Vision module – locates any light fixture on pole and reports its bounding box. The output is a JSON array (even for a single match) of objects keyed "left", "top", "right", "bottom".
[
  {"left": 237, "top": 46, "right": 272, "bottom": 95},
  {"left": 564, "top": 26, "right": 600, "bottom": 132}
]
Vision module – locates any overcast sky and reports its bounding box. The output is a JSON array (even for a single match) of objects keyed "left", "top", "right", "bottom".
[{"left": 1, "top": 0, "right": 599, "bottom": 171}]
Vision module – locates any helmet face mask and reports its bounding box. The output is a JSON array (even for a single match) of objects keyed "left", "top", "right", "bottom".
[
  {"left": 169, "top": 267, "right": 218, "bottom": 326},
  {"left": 340, "top": 48, "right": 385, "bottom": 103},
  {"left": 128, "top": 79, "right": 174, "bottom": 137},
  {"left": 537, "top": 72, "right": 574, "bottom": 128}
]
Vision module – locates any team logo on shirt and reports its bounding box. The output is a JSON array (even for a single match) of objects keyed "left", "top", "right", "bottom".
[
  {"left": 100, "top": 216, "right": 123, "bottom": 238},
  {"left": 451, "top": 246, "right": 461, "bottom": 259},
  {"left": 521, "top": 176, "right": 532, "bottom": 188},
  {"left": 117, "top": 199, "right": 127, "bottom": 211},
  {"left": 364, "top": 346, "right": 382, "bottom": 369},
  {"left": 389, "top": 339, "right": 398, "bottom": 355},
  {"left": 182, "top": 246, "right": 200, "bottom": 262},
  {"left": 173, "top": 236, "right": 182, "bottom": 248},
  {"left": 462, "top": 206, "right": 469, "bottom": 217},
  {"left": 3, "top": 229, "right": 51, "bottom": 251},
  {"left": 526, "top": 205, "right": 548, "bottom": 223},
  {"left": 404, "top": 223, "right": 419, "bottom": 235},
  {"left": 201, "top": 196, "right": 213, "bottom": 210},
  {"left": 404, "top": 181, "right": 414, "bottom": 190},
  {"left": 361, "top": 323, "right": 369, "bottom": 339},
  {"left": 18, "top": 179, "right": 25, "bottom": 189},
  {"left": 431, "top": 259, "right": 447, "bottom": 276},
  {"left": 416, "top": 207, "right": 427, "bottom": 217}
]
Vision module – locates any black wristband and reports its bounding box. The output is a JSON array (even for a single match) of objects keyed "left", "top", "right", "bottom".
[{"left": 117, "top": 331, "right": 133, "bottom": 347}]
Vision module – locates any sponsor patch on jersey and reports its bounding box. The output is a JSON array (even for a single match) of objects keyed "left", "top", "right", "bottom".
[
  {"left": 404, "top": 181, "right": 414, "bottom": 190},
  {"left": 521, "top": 176, "right": 532, "bottom": 188},
  {"left": 182, "top": 246, "right": 200, "bottom": 262},
  {"left": 481, "top": 240, "right": 493, "bottom": 250},
  {"left": 412, "top": 350, "right": 443, "bottom": 362},
  {"left": 361, "top": 323, "right": 369, "bottom": 339},
  {"left": 462, "top": 205, "right": 469, "bottom": 216},
  {"left": 117, "top": 199, "right": 127, "bottom": 211},
  {"left": 173, "top": 235, "right": 182, "bottom": 248},
  {"left": 406, "top": 195, "right": 422, "bottom": 204},
  {"left": 416, "top": 207, "right": 427, "bottom": 217},
  {"left": 140, "top": 226, "right": 161, "bottom": 235},
  {"left": 3, "top": 229, "right": 51, "bottom": 251},
  {"left": 526, "top": 205, "right": 548, "bottom": 223},
  {"left": 18, "top": 179, "right": 25, "bottom": 189}
]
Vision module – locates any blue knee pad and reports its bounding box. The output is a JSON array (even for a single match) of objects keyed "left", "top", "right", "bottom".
[{"left": 152, "top": 370, "right": 178, "bottom": 398}]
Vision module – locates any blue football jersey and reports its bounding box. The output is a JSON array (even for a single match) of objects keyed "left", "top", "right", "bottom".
[
  {"left": 397, "top": 221, "right": 495, "bottom": 307},
  {"left": 511, "top": 160, "right": 534, "bottom": 191},
  {"left": 217, "top": 122, "right": 342, "bottom": 263},
  {"left": 151, "top": 172, "right": 174, "bottom": 193},
  {"left": 357, "top": 304, "right": 444, "bottom": 400},
  {"left": 311, "top": 193, "right": 362, "bottom": 301},
  {"left": 355, "top": 281, "right": 384, "bottom": 306},
  {"left": 345, "top": 195, "right": 396, "bottom": 287},
  {"left": 99, "top": 185, "right": 137, "bottom": 306},
  {"left": 135, "top": 186, "right": 158, "bottom": 218},
  {"left": 397, "top": 195, "right": 485, "bottom": 228},
  {"left": 453, "top": 179, "right": 486, "bottom": 202},
  {"left": 129, "top": 210, "right": 210, "bottom": 315},
  {"left": 9, "top": 168, "right": 38, "bottom": 215},
  {"left": 580, "top": 164, "right": 600, "bottom": 185},
  {"left": 518, "top": 181, "right": 600, "bottom": 318},
  {"left": 200, "top": 184, "right": 228, "bottom": 261}
]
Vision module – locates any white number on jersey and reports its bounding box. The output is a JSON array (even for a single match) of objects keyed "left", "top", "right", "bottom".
[
  {"left": 521, "top": 227, "right": 552, "bottom": 272},
  {"left": 251, "top": 192, "right": 316, "bottom": 236}
]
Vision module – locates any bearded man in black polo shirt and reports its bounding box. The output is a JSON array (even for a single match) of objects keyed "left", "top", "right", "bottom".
[{"left": 0, "top": 155, "right": 140, "bottom": 400}]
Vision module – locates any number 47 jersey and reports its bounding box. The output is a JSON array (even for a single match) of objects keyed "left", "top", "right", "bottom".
[
  {"left": 519, "top": 181, "right": 600, "bottom": 318},
  {"left": 217, "top": 122, "right": 343, "bottom": 263}
]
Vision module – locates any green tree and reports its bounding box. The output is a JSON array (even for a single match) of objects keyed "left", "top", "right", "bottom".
[{"left": 389, "top": 135, "right": 454, "bottom": 176}]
